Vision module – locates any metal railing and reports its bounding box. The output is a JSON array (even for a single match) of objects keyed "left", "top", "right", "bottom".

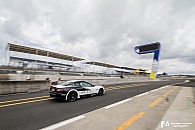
[{"left": 0, "top": 60, "right": 136, "bottom": 77}]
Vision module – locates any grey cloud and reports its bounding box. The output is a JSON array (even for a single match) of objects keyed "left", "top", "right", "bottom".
[
  {"left": 3, "top": 20, "right": 21, "bottom": 37},
  {"left": 0, "top": 0, "right": 195, "bottom": 74},
  {"left": 1, "top": 0, "right": 38, "bottom": 23}
]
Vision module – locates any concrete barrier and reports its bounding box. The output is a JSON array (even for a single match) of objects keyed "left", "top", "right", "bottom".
[
  {"left": 0, "top": 80, "right": 50, "bottom": 95},
  {"left": 0, "top": 74, "right": 9, "bottom": 80},
  {"left": 5, "top": 74, "right": 151, "bottom": 83},
  {"left": 1, "top": 73, "right": 193, "bottom": 95},
  {"left": 0, "top": 74, "right": 154, "bottom": 95},
  {"left": 57, "top": 76, "right": 152, "bottom": 86},
  {"left": 190, "top": 79, "right": 195, "bottom": 82}
]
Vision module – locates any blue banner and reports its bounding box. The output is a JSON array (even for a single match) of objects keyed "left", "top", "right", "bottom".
[{"left": 134, "top": 42, "right": 161, "bottom": 79}]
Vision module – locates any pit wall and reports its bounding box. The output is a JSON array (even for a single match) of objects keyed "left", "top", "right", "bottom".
[
  {"left": 8, "top": 74, "right": 153, "bottom": 86},
  {"left": 0, "top": 74, "right": 193, "bottom": 95},
  {"left": 0, "top": 80, "right": 50, "bottom": 95},
  {"left": 57, "top": 77, "right": 153, "bottom": 86},
  {"left": 3, "top": 74, "right": 151, "bottom": 83},
  {"left": 0, "top": 74, "right": 153, "bottom": 95}
]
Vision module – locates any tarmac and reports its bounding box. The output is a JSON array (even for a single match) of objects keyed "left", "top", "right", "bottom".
[
  {"left": 155, "top": 86, "right": 195, "bottom": 130},
  {"left": 41, "top": 84, "right": 195, "bottom": 130}
]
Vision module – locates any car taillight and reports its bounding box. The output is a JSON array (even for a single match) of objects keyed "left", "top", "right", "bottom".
[{"left": 56, "top": 88, "right": 64, "bottom": 92}]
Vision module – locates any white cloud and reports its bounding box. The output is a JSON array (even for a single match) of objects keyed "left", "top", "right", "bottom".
[{"left": 0, "top": 0, "right": 195, "bottom": 75}]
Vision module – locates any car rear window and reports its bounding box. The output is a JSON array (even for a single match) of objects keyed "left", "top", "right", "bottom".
[{"left": 60, "top": 82, "right": 73, "bottom": 86}]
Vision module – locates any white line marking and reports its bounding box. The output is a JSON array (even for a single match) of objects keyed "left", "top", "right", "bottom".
[
  {"left": 40, "top": 115, "right": 85, "bottom": 130},
  {"left": 150, "top": 81, "right": 185, "bottom": 93},
  {"left": 150, "top": 82, "right": 183, "bottom": 92},
  {"left": 163, "top": 85, "right": 170, "bottom": 88},
  {"left": 158, "top": 85, "right": 168, "bottom": 89},
  {"left": 104, "top": 98, "right": 131, "bottom": 109},
  {"left": 169, "top": 81, "right": 186, "bottom": 86},
  {"left": 151, "top": 89, "right": 158, "bottom": 92},
  {"left": 134, "top": 92, "right": 149, "bottom": 97}
]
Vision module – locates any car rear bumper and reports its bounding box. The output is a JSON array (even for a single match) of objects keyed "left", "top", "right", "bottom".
[{"left": 49, "top": 92, "right": 67, "bottom": 98}]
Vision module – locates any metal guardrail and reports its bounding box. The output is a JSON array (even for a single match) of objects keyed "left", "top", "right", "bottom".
[{"left": 0, "top": 60, "right": 137, "bottom": 76}]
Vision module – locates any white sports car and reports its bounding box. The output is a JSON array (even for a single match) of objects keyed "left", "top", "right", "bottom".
[{"left": 49, "top": 80, "right": 105, "bottom": 101}]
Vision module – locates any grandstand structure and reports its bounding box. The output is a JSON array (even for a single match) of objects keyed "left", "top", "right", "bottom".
[
  {"left": 9, "top": 56, "right": 75, "bottom": 70},
  {"left": 85, "top": 61, "right": 136, "bottom": 70},
  {"left": 1, "top": 43, "right": 138, "bottom": 76},
  {"left": 84, "top": 61, "right": 136, "bottom": 75}
]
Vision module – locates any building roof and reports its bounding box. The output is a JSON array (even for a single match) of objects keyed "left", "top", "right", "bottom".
[
  {"left": 119, "top": 66, "right": 137, "bottom": 70},
  {"left": 7, "top": 43, "right": 84, "bottom": 61},
  {"left": 10, "top": 56, "right": 74, "bottom": 67},
  {"left": 84, "top": 61, "right": 136, "bottom": 70},
  {"left": 85, "top": 61, "right": 118, "bottom": 68}
]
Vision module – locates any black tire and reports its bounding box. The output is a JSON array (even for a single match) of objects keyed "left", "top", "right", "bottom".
[
  {"left": 67, "top": 91, "right": 77, "bottom": 102},
  {"left": 98, "top": 88, "right": 104, "bottom": 96}
]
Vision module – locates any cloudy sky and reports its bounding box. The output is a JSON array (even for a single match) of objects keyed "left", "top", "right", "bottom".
[{"left": 0, "top": 0, "right": 195, "bottom": 75}]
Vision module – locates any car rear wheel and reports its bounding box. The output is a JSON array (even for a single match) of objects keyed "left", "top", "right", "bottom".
[
  {"left": 98, "top": 88, "right": 104, "bottom": 96},
  {"left": 67, "top": 91, "right": 77, "bottom": 102}
]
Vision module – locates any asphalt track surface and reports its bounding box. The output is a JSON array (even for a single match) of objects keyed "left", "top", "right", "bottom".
[{"left": 0, "top": 80, "right": 185, "bottom": 130}]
